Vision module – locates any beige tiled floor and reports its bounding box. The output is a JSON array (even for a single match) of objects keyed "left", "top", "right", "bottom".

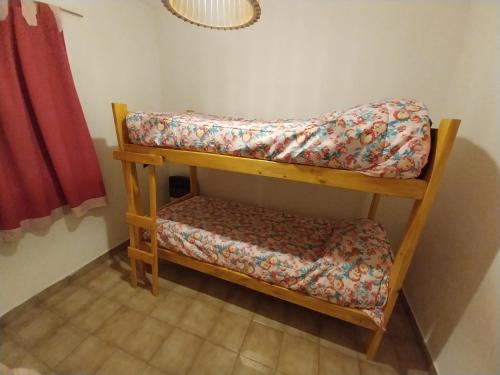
[{"left": 0, "top": 250, "right": 431, "bottom": 375}]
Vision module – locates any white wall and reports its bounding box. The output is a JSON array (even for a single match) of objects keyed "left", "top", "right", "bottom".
[
  {"left": 156, "top": 1, "right": 499, "bottom": 374},
  {"left": 0, "top": 0, "right": 169, "bottom": 316},
  {"left": 404, "top": 3, "right": 499, "bottom": 374}
]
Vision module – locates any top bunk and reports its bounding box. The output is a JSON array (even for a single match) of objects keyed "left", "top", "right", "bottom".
[{"left": 112, "top": 99, "right": 461, "bottom": 199}]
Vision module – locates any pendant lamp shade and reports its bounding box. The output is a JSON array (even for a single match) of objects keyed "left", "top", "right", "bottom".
[{"left": 162, "top": 0, "right": 261, "bottom": 30}]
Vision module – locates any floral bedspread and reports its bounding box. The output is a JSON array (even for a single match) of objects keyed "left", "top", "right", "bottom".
[
  {"left": 153, "top": 196, "right": 393, "bottom": 326},
  {"left": 127, "top": 98, "right": 431, "bottom": 179}
]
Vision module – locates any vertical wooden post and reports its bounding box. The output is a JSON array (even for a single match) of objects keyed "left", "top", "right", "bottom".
[
  {"left": 149, "top": 165, "right": 159, "bottom": 295},
  {"left": 367, "top": 193, "right": 381, "bottom": 219},
  {"left": 366, "top": 119, "right": 460, "bottom": 360},
  {"left": 189, "top": 166, "right": 199, "bottom": 195}
]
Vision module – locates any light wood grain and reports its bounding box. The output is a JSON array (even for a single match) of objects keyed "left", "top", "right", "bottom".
[
  {"left": 123, "top": 144, "right": 428, "bottom": 199},
  {"left": 367, "top": 194, "right": 381, "bottom": 219},
  {"left": 128, "top": 246, "right": 154, "bottom": 264},
  {"left": 189, "top": 166, "right": 199, "bottom": 195},
  {"left": 113, "top": 150, "right": 163, "bottom": 166},
  {"left": 126, "top": 212, "right": 155, "bottom": 230}
]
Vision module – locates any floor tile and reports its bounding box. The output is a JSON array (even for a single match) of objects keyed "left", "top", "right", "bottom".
[
  {"left": 277, "top": 333, "right": 319, "bottom": 375},
  {"left": 369, "top": 335, "right": 401, "bottom": 372},
  {"left": 49, "top": 287, "right": 98, "bottom": 319},
  {"left": 178, "top": 300, "right": 220, "bottom": 338},
  {"left": 32, "top": 324, "right": 87, "bottom": 369},
  {"left": 3, "top": 257, "right": 432, "bottom": 375},
  {"left": 34, "top": 279, "right": 72, "bottom": 306},
  {"left": 197, "top": 277, "right": 234, "bottom": 308},
  {"left": 169, "top": 270, "right": 206, "bottom": 298},
  {"left": 103, "top": 279, "right": 139, "bottom": 304},
  {"left": 95, "top": 348, "right": 147, "bottom": 375},
  {"left": 0, "top": 335, "right": 28, "bottom": 367},
  {"left": 407, "top": 370, "right": 430, "bottom": 375},
  {"left": 95, "top": 307, "right": 144, "bottom": 347},
  {"left": 232, "top": 356, "right": 273, "bottom": 375},
  {"left": 319, "top": 317, "right": 361, "bottom": 357},
  {"left": 124, "top": 287, "right": 162, "bottom": 315},
  {"left": 86, "top": 267, "right": 123, "bottom": 294},
  {"left": 386, "top": 302, "right": 418, "bottom": 340},
  {"left": 359, "top": 359, "right": 399, "bottom": 375},
  {"left": 122, "top": 317, "right": 173, "bottom": 362},
  {"left": 2, "top": 306, "right": 45, "bottom": 334},
  {"left": 223, "top": 287, "right": 259, "bottom": 319},
  {"left": 39, "top": 284, "right": 79, "bottom": 309},
  {"left": 141, "top": 365, "right": 169, "bottom": 375},
  {"left": 284, "top": 306, "right": 321, "bottom": 343},
  {"left": 392, "top": 336, "right": 428, "bottom": 371},
  {"left": 0, "top": 298, "right": 40, "bottom": 329},
  {"left": 70, "top": 296, "right": 121, "bottom": 333},
  {"left": 72, "top": 263, "right": 109, "bottom": 286},
  {"left": 240, "top": 322, "right": 283, "bottom": 369},
  {"left": 150, "top": 328, "right": 203, "bottom": 375},
  {"left": 13, "top": 310, "right": 64, "bottom": 348},
  {"left": 319, "top": 346, "right": 360, "bottom": 375},
  {"left": 253, "top": 297, "right": 287, "bottom": 331},
  {"left": 189, "top": 341, "right": 237, "bottom": 375},
  {"left": 150, "top": 291, "right": 194, "bottom": 326},
  {"left": 12, "top": 352, "right": 51, "bottom": 374},
  {"left": 208, "top": 310, "right": 251, "bottom": 352},
  {"left": 69, "top": 257, "right": 106, "bottom": 281},
  {"left": 56, "top": 335, "right": 115, "bottom": 375}
]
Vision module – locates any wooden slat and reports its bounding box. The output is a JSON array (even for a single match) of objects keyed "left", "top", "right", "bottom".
[
  {"left": 157, "top": 246, "right": 378, "bottom": 330},
  {"left": 128, "top": 246, "right": 154, "bottom": 264},
  {"left": 123, "top": 144, "right": 427, "bottom": 199},
  {"left": 163, "top": 193, "right": 195, "bottom": 207},
  {"left": 148, "top": 165, "right": 159, "bottom": 296},
  {"left": 113, "top": 150, "right": 163, "bottom": 166},
  {"left": 367, "top": 194, "right": 382, "bottom": 219},
  {"left": 189, "top": 166, "right": 199, "bottom": 195},
  {"left": 126, "top": 212, "right": 155, "bottom": 230}
]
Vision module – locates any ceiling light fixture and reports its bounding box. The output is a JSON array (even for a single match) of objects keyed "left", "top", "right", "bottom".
[{"left": 162, "top": 0, "right": 261, "bottom": 30}]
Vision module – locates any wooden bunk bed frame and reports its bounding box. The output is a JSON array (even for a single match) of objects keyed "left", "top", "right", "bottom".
[{"left": 111, "top": 102, "right": 460, "bottom": 360}]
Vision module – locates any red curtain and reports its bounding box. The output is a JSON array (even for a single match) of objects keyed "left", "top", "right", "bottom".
[{"left": 0, "top": 0, "right": 106, "bottom": 241}]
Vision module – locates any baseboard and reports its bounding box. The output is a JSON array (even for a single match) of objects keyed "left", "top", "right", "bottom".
[{"left": 400, "top": 290, "right": 439, "bottom": 375}]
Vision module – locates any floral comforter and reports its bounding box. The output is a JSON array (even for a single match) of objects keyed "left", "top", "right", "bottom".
[
  {"left": 127, "top": 98, "right": 431, "bottom": 179},
  {"left": 154, "top": 196, "right": 393, "bottom": 326}
]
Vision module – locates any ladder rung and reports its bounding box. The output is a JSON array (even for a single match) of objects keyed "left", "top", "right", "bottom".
[
  {"left": 128, "top": 246, "right": 154, "bottom": 264},
  {"left": 113, "top": 150, "right": 163, "bottom": 165},
  {"left": 126, "top": 212, "right": 155, "bottom": 229}
]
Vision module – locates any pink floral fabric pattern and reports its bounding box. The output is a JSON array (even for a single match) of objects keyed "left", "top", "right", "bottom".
[
  {"left": 152, "top": 196, "right": 393, "bottom": 325},
  {"left": 127, "top": 99, "right": 431, "bottom": 179}
]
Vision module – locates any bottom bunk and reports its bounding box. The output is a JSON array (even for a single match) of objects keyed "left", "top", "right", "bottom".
[{"left": 144, "top": 195, "right": 393, "bottom": 330}]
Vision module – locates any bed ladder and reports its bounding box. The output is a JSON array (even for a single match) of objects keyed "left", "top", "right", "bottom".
[{"left": 112, "top": 103, "right": 166, "bottom": 294}]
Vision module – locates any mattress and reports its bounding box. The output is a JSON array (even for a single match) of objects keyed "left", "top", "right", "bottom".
[
  {"left": 151, "top": 196, "right": 393, "bottom": 325},
  {"left": 126, "top": 98, "right": 431, "bottom": 179}
]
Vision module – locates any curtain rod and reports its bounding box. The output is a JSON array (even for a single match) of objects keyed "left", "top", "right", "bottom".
[{"left": 35, "top": 1, "right": 84, "bottom": 17}]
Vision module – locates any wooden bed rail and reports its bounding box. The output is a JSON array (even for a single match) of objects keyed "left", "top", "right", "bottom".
[{"left": 111, "top": 102, "right": 460, "bottom": 361}]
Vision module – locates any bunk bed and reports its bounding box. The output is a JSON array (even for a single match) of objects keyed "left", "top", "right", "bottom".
[{"left": 111, "top": 100, "right": 460, "bottom": 360}]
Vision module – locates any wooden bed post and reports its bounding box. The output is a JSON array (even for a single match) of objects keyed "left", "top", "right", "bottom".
[
  {"left": 366, "top": 119, "right": 460, "bottom": 359},
  {"left": 367, "top": 193, "right": 381, "bottom": 219},
  {"left": 189, "top": 166, "right": 199, "bottom": 195},
  {"left": 112, "top": 103, "right": 163, "bottom": 295}
]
